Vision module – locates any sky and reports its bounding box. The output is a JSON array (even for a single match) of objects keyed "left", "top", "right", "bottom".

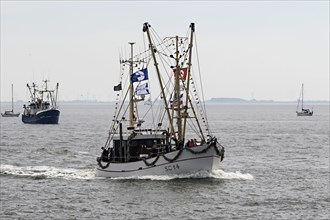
[{"left": 1, "top": 1, "right": 329, "bottom": 102}]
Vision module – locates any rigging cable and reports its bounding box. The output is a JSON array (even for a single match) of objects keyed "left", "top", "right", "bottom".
[{"left": 194, "top": 32, "right": 211, "bottom": 135}]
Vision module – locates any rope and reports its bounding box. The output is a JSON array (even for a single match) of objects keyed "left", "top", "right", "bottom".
[
  {"left": 194, "top": 33, "right": 210, "bottom": 135},
  {"left": 96, "top": 157, "right": 111, "bottom": 169}
]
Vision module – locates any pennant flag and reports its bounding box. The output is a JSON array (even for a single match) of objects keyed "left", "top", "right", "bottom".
[
  {"left": 114, "top": 83, "right": 122, "bottom": 91},
  {"left": 173, "top": 67, "right": 188, "bottom": 81},
  {"left": 135, "top": 83, "right": 150, "bottom": 95},
  {"left": 131, "top": 68, "right": 148, "bottom": 82}
]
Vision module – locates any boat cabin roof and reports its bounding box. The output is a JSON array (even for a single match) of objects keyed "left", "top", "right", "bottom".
[{"left": 112, "top": 130, "right": 168, "bottom": 141}]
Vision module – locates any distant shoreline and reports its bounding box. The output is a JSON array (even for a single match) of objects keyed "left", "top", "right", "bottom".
[
  {"left": 1, "top": 98, "right": 329, "bottom": 105},
  {"left": 207, "top": 98, "right": 329, "bottom": 104}
]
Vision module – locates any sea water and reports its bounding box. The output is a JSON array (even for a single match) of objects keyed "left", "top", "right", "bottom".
[{"left": 0, "top": 103, "right": 329, "bottom": 219}]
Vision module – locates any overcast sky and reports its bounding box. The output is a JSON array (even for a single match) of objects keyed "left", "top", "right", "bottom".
[{"left": 1, "top": 1, "right": 329, "bottom": 102}]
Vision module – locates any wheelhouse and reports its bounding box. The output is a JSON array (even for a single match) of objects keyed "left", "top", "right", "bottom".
[{"left": 110, "top": 129, "right": 170, "bottom": 162}]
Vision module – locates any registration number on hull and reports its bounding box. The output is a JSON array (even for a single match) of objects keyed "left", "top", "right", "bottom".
[{"left": 164, "top": 164, "right": 180, "bottom": 172}]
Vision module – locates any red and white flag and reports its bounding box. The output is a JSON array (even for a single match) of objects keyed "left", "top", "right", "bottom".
[{"left": 173, "top": 67, "right": 188, "bottom": 81}]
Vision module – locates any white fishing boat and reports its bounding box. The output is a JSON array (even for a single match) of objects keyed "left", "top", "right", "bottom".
[
  {"left": 1, "top": 84, "right": 20, "bottom": 117},
  {"left": 96, "top": 22, "right": 225, "bottom": 178},
  {"left": 296, "top": 84, "right": 313, "bottom": 116}
]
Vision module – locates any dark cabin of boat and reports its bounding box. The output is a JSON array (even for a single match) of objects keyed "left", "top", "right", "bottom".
[{"left": 110, "top": 129, "right": 170, "bottom": 163}]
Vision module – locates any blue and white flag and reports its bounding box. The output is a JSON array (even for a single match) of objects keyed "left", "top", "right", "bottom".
[
  {"left": 135, "top": 83, "right": 150, "bottom": 95},
  {"left": 131, "top": 68, "right": 148, "bottom": 82}
]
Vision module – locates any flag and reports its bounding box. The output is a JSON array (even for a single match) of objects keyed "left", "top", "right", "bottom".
[
  {"left": 131, "top": 68, "right": 148, "bottom": 82},
  {"left": 135, "top": 83, "right": 150, "bottom": 96},
  {"left": 114, "top": 83, "right": 122, "bottom": 91},
  {"left": 136, "top": 83, "right": 150, "bottom": 95},
  {"left": 173, "top": 67, "right": 188, "bottom": 81}
]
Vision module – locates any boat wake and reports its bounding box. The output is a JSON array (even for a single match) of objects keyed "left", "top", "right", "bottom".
[
  {"left": 0, "top": 164, "right": 95, "bottom": 180},
  {"left": 210, "top": 169, "right": 254, "bottom": 180},
  {"left": 110, "top": 169, "right": 254, "bottom": 181},
  {"left": 1, "top": 164, "right": 253, "bottom": 181}
]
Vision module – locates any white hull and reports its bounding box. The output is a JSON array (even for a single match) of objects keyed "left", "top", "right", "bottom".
[
  {"left": 96, "top": 23, "right": 225, "bottom": 178},
  {"left": 96, "top": 145, "right": 222, "bottom": 178}
]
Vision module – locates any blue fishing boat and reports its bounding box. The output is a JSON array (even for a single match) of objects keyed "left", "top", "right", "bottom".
[{"left": 22, "top": 80, "right": 60, "bottom": 124}]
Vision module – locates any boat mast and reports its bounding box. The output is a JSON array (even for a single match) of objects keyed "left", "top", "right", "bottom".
[
  {"left": 301, "top": 83, "right": 304, "bottom": 110},
  {"left": 33, "top": 83, "right": 37, "bottom": 101},
  {"left": 143, "top": 22, "right": 177, "bottom": 141},
  {"left": 129, "top": 42, "right": 135, "bottom": 130},
  {"left": 183, "top": 23, "right": 193, "bottom": 139},
  {"left": 174, "top": 36, "right": 183, "bottom": 142},
  {"left": 54, "top": 83, "right": 59, "bottom": 108},
  {"left": 42, "top": 80, "right": 48, "bottom": 106},
  {"left": 27, "top": 83, "right": 34, "bottom": 102},
  {"left": 11, "top": 84, "right": 14, "bottom": 112},
  {"left": 182, "top": 23, "right": 206, "bottom": 142}
]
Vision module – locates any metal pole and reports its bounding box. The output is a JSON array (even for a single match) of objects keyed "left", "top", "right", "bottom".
[
  {"left": 129, "top": 43, "right": 135, "bottom": 130},
  {"left": 142, "top": 22, "right": 177, "bottom": 141},
  {"left": 175, "top": 36, "right": 182, "bottom": 142}
]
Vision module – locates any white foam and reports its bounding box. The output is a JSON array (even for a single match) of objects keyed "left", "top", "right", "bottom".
[
  {"left": 1, "top": 165, "right": 253, "bottom": 181},
  {"left": 0, "top": 164, "right": 95, "bottom": 180},
  {"left": 210, "top": 169, "right": 254, "bottom": 180},
  {"left": 111, "top": 169, "right": 254, "bottom": 181}
]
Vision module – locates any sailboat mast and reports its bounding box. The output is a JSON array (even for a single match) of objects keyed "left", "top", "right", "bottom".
[
  {"left": 11, "top": 84, "right": 14, "bottom": 112},
  {"left": 302, "top": 83, "right": 304, "bottom": 110},
  {"left": 129, "top": 42, "right": 135, "bottom": 130},
  {"left": 143, "top": 22, "right": 177, "bottom": 141}
]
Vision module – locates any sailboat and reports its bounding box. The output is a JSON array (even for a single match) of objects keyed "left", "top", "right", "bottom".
[
  {"left": 1, "top": 84, "right": 20, "bottom": 117},
  {"left": 22, "top": 80, "right": 60, "bottom": 124},
  {"left": 96, "top": 22, "right": 225, "bottom": 178},
  {"left": 296, "top": 83, "right": 313, "bottom": 116}
]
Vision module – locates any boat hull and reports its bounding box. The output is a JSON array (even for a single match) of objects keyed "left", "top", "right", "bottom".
[
  {"left": 296, "top": 111, "right": 313, "bottom": 116},
  {"left": 1, "top": 112, "right": 20, "bottom": 117},
  {"left": 96, "top": 144, "right": 222, "bottom": 178},
  {"left": 22, "top": 109, "right": 60, "bottom": 124}
]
